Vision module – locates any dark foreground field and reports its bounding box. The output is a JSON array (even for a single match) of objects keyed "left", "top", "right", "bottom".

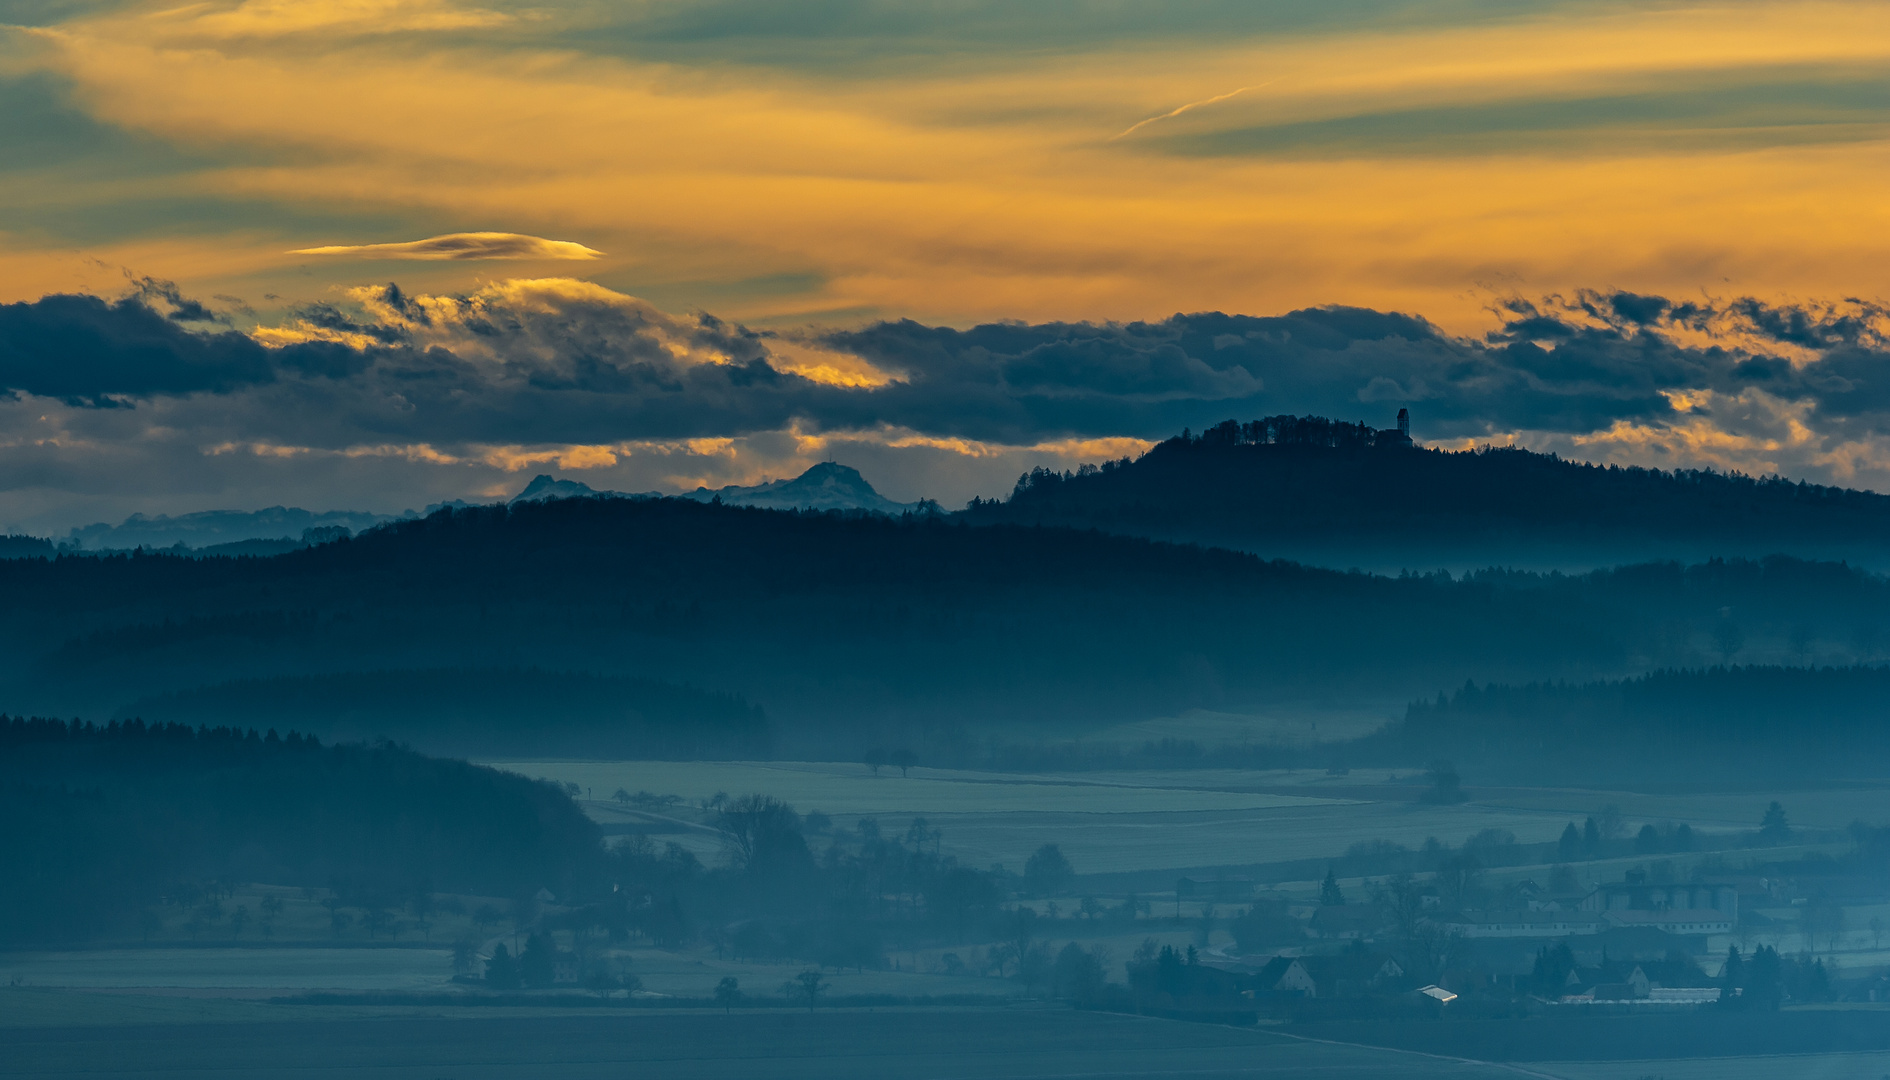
[
  {"left": 13, "top": 1001, "right": 1890, "bottom": 1079},
  {"left": 1294, "top": 1010, "right": 1890, "bottom": 1060},
  {"left": 0, "top": 1007, "right": 1518, "bottom": 1080}
]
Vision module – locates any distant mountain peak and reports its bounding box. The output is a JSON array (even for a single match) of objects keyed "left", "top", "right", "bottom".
[
  {"left": 511, "top": 474, "right": 606, "bottom": 504},
  {"left": 799, "top": 461, "right": 866, "bottom": 482},
  {"left": 685, "top": 461, "right": 916, "bottom": 515},
  {"left": 503, "top": 463, "right": 920, "bottom": 515}
]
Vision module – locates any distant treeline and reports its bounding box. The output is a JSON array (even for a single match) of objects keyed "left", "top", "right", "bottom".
[
  {"left": 0, "top": 533, "right": 52, "bottom": 558},
  {"left": 1348, "top": 665, "right": 1890, "bottom": 782},
  {"left": 0, "top": 717, "right": 599, "bottom": 944},
  {"left": 2, "top": 498, "right": 1890, "bottom": 749},
  {"left": 960, "top": 416, "right": 1890, "bottom": 568},
  {"left": 118, "top": 668, "right": 771, "bottom": 760}
]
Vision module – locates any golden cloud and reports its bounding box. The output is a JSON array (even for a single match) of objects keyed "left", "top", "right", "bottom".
[
  {"left": 477, "top": 444, "right": 621, "bottom": 472},
  {"left": 158, "top": 0, "right": 511, "bottom": 39},
  {"left": 763, "top": 340, "right": 900, "bottom": 388}
]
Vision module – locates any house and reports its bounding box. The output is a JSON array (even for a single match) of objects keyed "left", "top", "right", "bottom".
[
  {"left": 1255, "top": 957, "right": 1319, "bottom": 996},
  {"left": 1552, "top": 950, "right": 1717, "bottom": 1003},
  {"left": 1844, "top": 973, "right": 1890, "bottom": 1003},
  {"left": 1637, "top": 953, "right": 1716, "bottom": 990},
  {"left": 1308, "top": 904, "right": 1384, "bottom": 939},
  {"left": 1562, "top": 963, "right": 1652, "bottom": 1001},
  {"left": 1301, "top": 953, "right": 1404, "bottom": 997},
  {"left": 1254, "top": 953, "right": 1404, "bottom": 998},
  {"left": 552, "top": 956, "right": 580, "bottom": 985},
  {"left": 1557, "top": 964, "right": 1708, "bottom": 1006}
]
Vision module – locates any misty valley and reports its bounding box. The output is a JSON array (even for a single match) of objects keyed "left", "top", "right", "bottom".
[{"left": 8, "top": 423, "right": 1890, "bottom": 1078}]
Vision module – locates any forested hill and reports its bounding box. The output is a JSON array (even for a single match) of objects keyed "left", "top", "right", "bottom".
[
  {"left": 0, "top": 717, "right": 601, "bottom": 944},
  {"left": 957, "top": 417, "right": 1890, "bottom": 571},
  {"left": 1347, "top": 665, "right": 1890, "bottom": 784},
  {"left": 3, "top": 497, "right": 1890, "bottom": 753}
]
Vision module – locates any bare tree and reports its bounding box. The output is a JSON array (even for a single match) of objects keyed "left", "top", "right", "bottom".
[
  {"left": 1598, "top": 804, "right": 1626, "bottom": 841},
  {"left": 717, "top": 794, "right": 803, "bottom": 872},
  {"left": 1803, "top": 892, "right": 1847, "bottom": 955},
  {"left": 783, "top": 970, "right": 826, "bottom": 1011},
  {"left": 452, "top": 939, "right": 480, "bottom": 977}
]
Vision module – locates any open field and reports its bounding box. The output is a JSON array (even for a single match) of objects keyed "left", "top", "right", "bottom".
[
  {"left": 497, "top": 760, "right": 1583, "bottom": 874},
  {"left": 493, "top": 760, "right": 1890, "bottom": 880},
  {"left": 986, "top": 768, "right": 1890, "bottom": 834},
  {"left": 0, "top": 1007, "right": 1538, "bottom": 1080},
  {"left": 1465, "top": 785, "right": 1890, "bottom": 832},
  {"left": 0, "top": 949, "right": 455, "bottom": 993},
  {"left": 0, "top": 925, "right": 1210, "bottom": 1004},
  {"left": 0, "top": 940, "right": 1154, "bottom": 1002},
  {"left": 0, "top": 946, "right": 1030, "bottom": 1001},
  {"left": 485, "top": 760, "right": 1353, "bottom": 816},
  {"left": 11, "top": 1001, "right": 1890, "bottom": 1079},
  {"left": 1085, "top": 705, "right": 1393, "bottom": 748},
  {"left": 1536, "top": 1052, "right": 1890, "bottom": 1079}
]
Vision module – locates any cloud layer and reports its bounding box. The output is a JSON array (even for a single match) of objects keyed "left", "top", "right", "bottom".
[{"left": 2, "top": 277, "right": 1890, "bottom": 532}]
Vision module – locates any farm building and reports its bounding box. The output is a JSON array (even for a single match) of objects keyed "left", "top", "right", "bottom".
[
  {"left": 1579, "top": 878, "right": 1739, "bottom": 923},
  {"left": 1438, "top": 912, "right": 1605, "bottom": 938},
  {"left": 1599, "top": 910, "right": 1733, "bottom": 935}
]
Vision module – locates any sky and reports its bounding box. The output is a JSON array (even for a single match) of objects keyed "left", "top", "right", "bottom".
[{"left": 0, "top": 0, "right": 1887, "bottom": 532}]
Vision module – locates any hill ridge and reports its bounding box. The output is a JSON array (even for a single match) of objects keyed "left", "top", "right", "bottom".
[{"left": 959, "top": 414, "right": 1890, "bottom": 572}]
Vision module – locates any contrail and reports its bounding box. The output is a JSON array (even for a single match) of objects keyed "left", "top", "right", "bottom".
[{"left": 1110, "top": 79, "right": 1279, "bottom": 141}]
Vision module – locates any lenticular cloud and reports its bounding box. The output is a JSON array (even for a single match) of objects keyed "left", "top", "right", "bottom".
[{"left": 289, "top": 233, "right": 603, "bottom": 261}]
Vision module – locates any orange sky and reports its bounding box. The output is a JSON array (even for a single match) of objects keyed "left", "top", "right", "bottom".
[{"left": 2, "top": 0, "right": 1886, "bottom": 332}]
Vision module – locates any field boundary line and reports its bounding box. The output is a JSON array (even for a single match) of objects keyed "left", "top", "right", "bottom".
[{"left": 1218, "top": 1021, "right": 1572, "bottom": 1080}]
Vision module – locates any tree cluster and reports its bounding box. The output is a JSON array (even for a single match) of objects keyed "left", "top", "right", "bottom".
[{"left": 515, "top": 798, "right": 1020, "bottom": 977}]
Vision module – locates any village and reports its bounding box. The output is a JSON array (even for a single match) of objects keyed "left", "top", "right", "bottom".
[{"left": 1142, "top": 829, "right": 1882, "bottom": 1017}]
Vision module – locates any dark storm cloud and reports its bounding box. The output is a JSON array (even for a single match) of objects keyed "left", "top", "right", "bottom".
[
  {"left": 0, "top": 293, "right": 278, "bottom": 405},
  {"left": 822, "top": 300, "right": 1676, "bottom": 441},
  {"left": 6, "top": 281, "right": 1890, "bottom": 459},
  {"left": 810, "top": 291, "right": 1890, "bottom": 451}
]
